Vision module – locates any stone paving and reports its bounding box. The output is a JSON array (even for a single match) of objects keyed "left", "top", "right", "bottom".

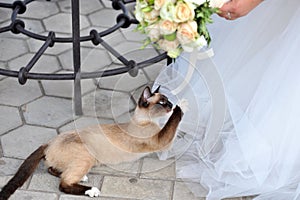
[{"left": 0, "top": 0, "right": 253, "bottom": 199}]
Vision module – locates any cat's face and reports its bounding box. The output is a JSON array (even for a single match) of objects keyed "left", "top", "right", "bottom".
[{"left": 137, "top": 86, "right": 173, "bottom": 118}]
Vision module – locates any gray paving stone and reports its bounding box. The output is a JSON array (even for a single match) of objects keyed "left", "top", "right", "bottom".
[
  {"left": 120, "top": 25, "right": 147, "bottom": 42},
  {"left": 20, "top": 18, "right": 45, "bottom": 34},
  {"left": 29, "top": 172, "right": 102, "bottom": 194},
  {"left": 82, "top": 89, "right": 135, "bottom": 119},
  {"left": 0, "top": 175, "right": 12, "bottom": 188},
  {"left": 27, "top": 35, "right": 72, "bottom": 55},
  {"left": 0, "top": 105, "right": 22, "bottom": 135},
  {"left": 0, "top": 157, "right": 22, "bottom": 176},
  {"left": 97, "top": 70, "right": 148, "bottom": 92},
  {"left": 43, "top": 13, "right": 90, "bottom": 34},
  {"left": 59, "top": 47, "right": 112, "bottom": 72},
  {"left": 91, "top": 160, "right": 140, "bottom": 176},
  {"left": 0, "top": 61, "right": 6, "bottom": 68},
  {"left": 22, "top": 1, "right": 59, "bottom": 19},
  {"left": 100, "top": 0, "right": 113, "bottom": 9},
  {"left": 41, "top": 76, "right": 95, "bottom": 98},
  {"left": 22, "top": 96, "right": 73, "bottom": 128},
  {"left": 173, "top": 181, "right": 206, "bottom": 200},
  {"left": 81, "top": 27, "right": 126, "bottom": 49},
  {"left": 9, "top": 190, "right": 58, "bottom": 200},
  {"left": 0, "top": 8, "right": 11, "bottom": 24},
  {"left": 1, "top": 125, "right": 57, "bottom": 159},
  {"left": 109, "top": 42, "right": 158, "bottom": 65},
  {"left": 59, "top": 195, "right": 131, "bottom": 200},
  {"left": 0, "top": 37, "right": 28, "bottom": 61},
  {"left": 101, "top": 176, "right": 173, "bottom": 199},
  {"left": 58, "top": 0, "right": 103, "bottom": 15},
  {"left": 0, "top": 78, "right": 42, "bottom": 106},
  {"left": 140, "top": 157, "right": 176, "bottom": 180},
  {"left": 142, "top": 61, "right": 166, "bottom": 82},
  {"left": 8, "top": 53, "right": 61, "bottom": 73},
  {"left": 0, "top": 23, "right": 29, "bottom": 40},
  {"left": 28, "top": 172, "right": 60, "bottom": 193},
  {"left": 89, "top": 9, "right": 120, "bottom": 28}
]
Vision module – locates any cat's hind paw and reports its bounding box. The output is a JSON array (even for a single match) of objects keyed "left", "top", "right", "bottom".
[
  {"left": 85, "top": 187, "right": 100, "bottom": 197},
  {"left": 178, "top": 99, "right": 189, "bottom": 113}
]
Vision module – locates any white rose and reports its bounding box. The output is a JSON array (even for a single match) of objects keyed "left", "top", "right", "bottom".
[
  {"left": 173, "top": 2, "right": 195, "bottom": 23},
  {"left": 135, "top": 9, "right": 144, "bottom": 22},
  {"left": 181, "top": 35, "right": 207, "bottom": 52},
  {"left": 135, "top": 0, "right": 149, "bottom": 22},
  {"left": 146, "top": 23, "right": 161, "bottom": 42},
  {"left": 160, "top": 1, "right": 176, "bottom": 21}
]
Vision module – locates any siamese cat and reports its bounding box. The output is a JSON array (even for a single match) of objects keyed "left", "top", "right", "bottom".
[{"left": 0, "top": 86, "right": 184, "bottom": 199}]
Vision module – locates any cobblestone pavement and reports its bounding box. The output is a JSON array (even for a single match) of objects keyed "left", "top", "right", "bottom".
[{"left": 0, "top": 0, "right": 253, "bottom": 199}]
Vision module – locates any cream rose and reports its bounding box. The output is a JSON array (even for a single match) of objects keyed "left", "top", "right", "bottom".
[
  {"left": 159, "top": 20, "right": 178, "bottom": 35},
  {"left": 154, "top": 0, "right": 165, "bottom": 10},
  {"left": 144, "top": 9, "right": 160, "bottom": 24},
  {"left": 146, "top": 23, "right": 160, "bottom": 42},
  {"left": 173, "top": 2, "right": 195, "bottom": 23},
  {"left": 158, "top": 39, "right": 181, "bottom": 57},
  {"left": 158, "top": 39, "right": 179, "bottom": 51},
  {"left": 176, "top": 21, "right": 198, "bottom": 44}
]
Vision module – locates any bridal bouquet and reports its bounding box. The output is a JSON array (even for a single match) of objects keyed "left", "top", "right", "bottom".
[{"left": 135, "top": 0, "right": 221, "bottom": 58}]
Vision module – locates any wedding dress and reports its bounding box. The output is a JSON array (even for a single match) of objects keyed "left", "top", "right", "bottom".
[{"left": 153, "top": 0, "right": 300, "bottom": 199}]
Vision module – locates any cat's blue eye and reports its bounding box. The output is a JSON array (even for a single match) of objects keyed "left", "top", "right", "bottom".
[{"left": 159, "top": 100, "right": 166, "bottom": 105}]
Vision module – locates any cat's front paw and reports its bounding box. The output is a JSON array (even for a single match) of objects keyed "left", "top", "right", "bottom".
[
  {"left": 173, "top": 105, "right": 183, "bottom": 119},
  {"left": 85, "top": 187, "right": 100, "bottom": 197}
]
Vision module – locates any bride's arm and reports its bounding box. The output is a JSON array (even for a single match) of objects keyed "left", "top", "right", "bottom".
[{"left": 218, "top": 0, "right": 264, "bottom": 20}]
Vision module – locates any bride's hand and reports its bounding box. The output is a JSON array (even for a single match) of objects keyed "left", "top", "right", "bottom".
[{"left": 218, "top": 0, "right": 264, "bottom": 20}]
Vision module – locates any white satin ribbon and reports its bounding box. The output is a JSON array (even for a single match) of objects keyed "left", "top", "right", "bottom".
[{"left": 171, "top": 48, "right": 214, "bottom": 95}]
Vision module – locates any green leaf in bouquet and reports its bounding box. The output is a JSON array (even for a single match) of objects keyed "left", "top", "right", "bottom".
[
  {"left": 147, "top": 0, "right": 155, "bottom": 5},
  {"left": 163, "top": 32, "right": 177, "bottom": 41},
  {"left": 135, "top": 24, "right": 147, "bottom": 34},
  {"left": 141, "top": 6, "right": 153, "bottom": 12},
  {"left": 167, "top": 48, "right": 182, "bottom": 58},
  {"left": 141, "top": 38, "right": 152, "bottom": 49},
  {"left": 194, "top": 0, "right": 219, "bottom": 45}
]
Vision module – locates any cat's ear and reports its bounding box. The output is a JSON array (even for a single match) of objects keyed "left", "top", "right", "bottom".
[
  {"left": 142, "top": 86, "right": 152, "bottom": 100},
  {"left": 153, "top": 85, "right": 161, "bottom": 93},
  {"left": 138, "top": 86, "right": 152, "bottom": 108}
]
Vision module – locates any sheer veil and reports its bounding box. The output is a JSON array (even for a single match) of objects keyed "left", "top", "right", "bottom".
[{"left": 154, "top": 0, "right": 300, "bottom": 199}]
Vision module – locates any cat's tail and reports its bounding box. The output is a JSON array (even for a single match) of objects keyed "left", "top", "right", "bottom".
[{"left": 0, "top": 144, "right": 48, "bottom": 200}]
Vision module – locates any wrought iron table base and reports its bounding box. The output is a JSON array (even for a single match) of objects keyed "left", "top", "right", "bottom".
[{"left": 0, "top": 0, "right": 170, "bottom": 115}]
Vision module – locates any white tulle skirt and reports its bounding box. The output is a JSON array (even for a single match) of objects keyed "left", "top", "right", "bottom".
[{"left": 153, "top": 0, "right": 300, "bottom": 199}]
